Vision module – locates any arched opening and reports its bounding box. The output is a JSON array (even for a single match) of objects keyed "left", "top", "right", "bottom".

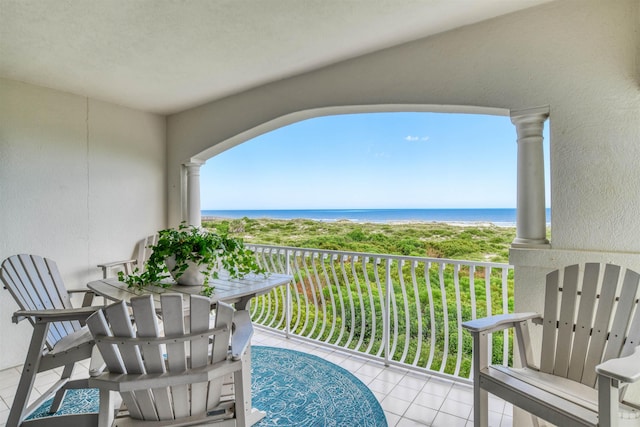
[{"left": 197, "top": 109, "right": 550, "bottom": 239}]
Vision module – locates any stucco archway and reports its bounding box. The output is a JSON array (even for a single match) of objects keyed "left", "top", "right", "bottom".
[{"left": 180, "top": 104, "right": 549, "bottom": 247}]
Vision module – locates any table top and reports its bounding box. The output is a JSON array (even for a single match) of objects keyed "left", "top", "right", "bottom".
[{"left": 87, "top": 272, "right": 292, "bottom": 309}]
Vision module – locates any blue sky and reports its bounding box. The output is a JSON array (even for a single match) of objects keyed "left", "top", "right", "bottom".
[{"left": 201, "top": 112, "right": 550, "bottom": 210}]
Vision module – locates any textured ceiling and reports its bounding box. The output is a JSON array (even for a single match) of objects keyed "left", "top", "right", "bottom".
[{"left": 0, "top": 0, "right": 552, "bottom": 114}]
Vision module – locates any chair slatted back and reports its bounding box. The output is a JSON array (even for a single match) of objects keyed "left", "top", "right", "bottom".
[
  {"left": 87, "top": 294, "right": 233, "bottom": 422},
  {"left": 540, "top": 263, "right": 640, "bottom": 387},
  {"left": 134, "top": 234, "right": 158, "bottom": 274},
  {"left": 1, "top": 254, "right": 81, "bottom": 349}
]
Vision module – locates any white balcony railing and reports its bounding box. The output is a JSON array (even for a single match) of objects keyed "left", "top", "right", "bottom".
[{"left": 247, "top": 244, "right": 514, "bottom": 382}]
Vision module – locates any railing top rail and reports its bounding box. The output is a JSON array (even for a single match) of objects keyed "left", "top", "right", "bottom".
[{"left": 247, "top": 243, "right": 512, "bottom": 269}]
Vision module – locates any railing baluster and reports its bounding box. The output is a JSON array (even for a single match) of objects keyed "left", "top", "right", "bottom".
[
  {"left": 285, "top": 249, "right": 291, "bottom": 338},
  {"left": 438, "top": 262, "right": 449, "bottom": 373},
  {"left": 425, "top": 261, "right": 437, "bottom": 372},
  {"left": 299, "top": 251, "right": 314, "bottom": 337},
  {"left": 410, "top": 260, "right": 423, "bottom": 367},
  {"left": 310, "top": 252, "right": 328, "bottom": 341},
  {"left": 264, "top": 286, "right": 275, "bottom": 328},
  {"left": 327, "top": 255, "right": 343, "bottom": 346},
  {"left": 485, "top": 266, "right": 493, "bottom": 364},
  {"left": 262, "top": 248, "right": 277, "bottom": 329},
  {"left": 290, "top": 251, "right": 304, "bottom": 334},
  {"left": 253, "top": 250, "right": 268, "bottom": 324},
  {"left": 262, "top": 247, "right": 273, "bottom": 272},
  {"left": 502, "top": 267, "right": 510, "bottom": 366},
  {"left": 467, "top": 264, "right": 477, "bottom": 379},
  {"left": 340, "top": 255, "right": 356, "bottom": 349},
  {"left": 390, "top": 259, "right": 400, "bottom": 362},
  {"left": 272, "top": 283, "right": 286, "bottom": 330},
  {"left": 362, "top": 256, "right": 377, "bottom": 355},
  {"left": 276, "top": 248, "right": 286, "bottom": 274},
  {"left": 397, "top": 260, "right": 411, "bottom": 364},
  {"left": 384, "top": 258, "right": 391, "bottom": 365},
  {"left": 351, "top": 256, "right": 367, "bottom": 352},
  {"left": 469, "top": 265, "right": 477, "bottom": 320},
  {"left": 453, "top": 264, "right": 463, "bottom": 377},
  {"left": 321, "top": 253, "right": 337, "bottom": 344},
  {"left": 266, "top": 248, "right": 285, "bottom": 330}
]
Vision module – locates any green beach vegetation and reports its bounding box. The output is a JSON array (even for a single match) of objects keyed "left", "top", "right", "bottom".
[
  {"left": 203, "top": 217, "right": 516, "bottom": 262},
  {"left": 203, "top": 217, "right": 518, "bottom": 378}
]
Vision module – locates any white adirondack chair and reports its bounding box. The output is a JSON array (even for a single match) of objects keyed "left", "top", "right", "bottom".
[
  {"left": 1, "top": 254, "right": 103, "bottom": 427},
  {"left": 463, "top": 263, "right": 640, "bottom": 427},
  {"left": 87, "top": 294, "right": 256, "bottom": 427},
  {"left": 97, "top": 234, "right": 158, "bottom": 278}
]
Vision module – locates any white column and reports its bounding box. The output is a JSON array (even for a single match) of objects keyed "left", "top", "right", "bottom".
[
  {"left": 184, "top": 160, "right": 205, "bottom": 227},
  {"left": 511, "top": 107, "right": 549, "bottom": 248}
]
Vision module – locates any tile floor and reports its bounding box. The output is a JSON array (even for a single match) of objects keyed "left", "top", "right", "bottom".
[{"left": 0, "top": 327, "right": 513, "bottom": 427}]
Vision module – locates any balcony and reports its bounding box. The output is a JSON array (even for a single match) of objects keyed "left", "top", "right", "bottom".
[{"left": 0, "top": 244, "right": 515, "bottom": 426}]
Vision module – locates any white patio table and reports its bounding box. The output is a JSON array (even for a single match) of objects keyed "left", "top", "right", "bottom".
[
  {"left": 86, "top": 271, "right": 293, "bottom": 425},
  {"left": 87, "top": 271, "right": 292, "bottom": 311}
]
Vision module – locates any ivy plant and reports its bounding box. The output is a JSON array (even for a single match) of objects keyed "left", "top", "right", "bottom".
[{"left": 118, "top": 222, "right": 265, "bottom": 296}]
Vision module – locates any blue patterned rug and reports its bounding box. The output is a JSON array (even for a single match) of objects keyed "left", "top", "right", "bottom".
[
  {"left": 27, "top": 345, "right": 387, "bottom": 427},
  {"left": 252, "top": 346, "right": 387, "bottom": 426}
]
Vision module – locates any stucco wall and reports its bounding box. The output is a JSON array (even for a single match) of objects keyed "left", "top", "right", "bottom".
[
  {"left": 167, "top": 0, "right": 639, "bottom": 253},
  {"left": 0, "top": 78, "right": 167, "bottom": 369}
]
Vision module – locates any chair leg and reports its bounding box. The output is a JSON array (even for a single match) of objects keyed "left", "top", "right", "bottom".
[
  {"left": 234, "top": 347, "right": 266, "bottom": 427},
  {"left": 6, "top": 323, "right": 48, "bottom": 427},
  {"left": 234, "top": 354, "right": 250, "bottom": 427},
  {"left": 474, "top": 383, "right": 489, "bottom": 427},
  {"left": 472, "top": 331, "right": 489, "bottom": 427},
  {"left": 97, "top": 389, "right": 115, "bottom": 427},
  {"left": 48, "top": 363, "right": 74, "bottom": 413},
  {"left": 598, "top": 375, "right": 620, "bottom": 427}
]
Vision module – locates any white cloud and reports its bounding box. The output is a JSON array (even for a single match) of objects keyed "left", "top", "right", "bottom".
[{"left": 404, "top": 135, "right": 429, "bottom": 141}]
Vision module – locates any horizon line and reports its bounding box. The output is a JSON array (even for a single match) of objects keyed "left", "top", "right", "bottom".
[{"left": 201, "top": 207, "right": 552, "bottom": 211}]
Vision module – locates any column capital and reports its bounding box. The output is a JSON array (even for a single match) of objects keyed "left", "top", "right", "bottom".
[
  {"left": 184, "top": 159, "right": 205, "bottom": 169},
  {"left": 510, "top": 106, "right": 549, "bottom": 124},
  {"left": 511, "top": 106, "right": 549, "bottom": 145}
]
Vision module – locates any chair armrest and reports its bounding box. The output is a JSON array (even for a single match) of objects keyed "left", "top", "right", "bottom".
[
  {"left": 96, "top": 260, "right": 136, "bottom": 269},
  {"left": 13, "top": 306, "right": 103, "bottom": 324},
  {"left": 68, "top": 288, "right": 97, "bottom": 307},
  {"left": 97, "top": 259, "right": 137, "bottom": 278},
  {"left": 230, "top": 310, "right": 254, "bottom": 360},
  {"left": 596, "top": 346, "right": 640, "bottom": 384},
  {"left": 462, "top": 312, "right": 541, "bottom": 334}
]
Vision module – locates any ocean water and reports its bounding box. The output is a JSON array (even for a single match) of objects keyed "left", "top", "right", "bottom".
[{"left": 201, "top": 208, "right": 552, "bottom": 227}]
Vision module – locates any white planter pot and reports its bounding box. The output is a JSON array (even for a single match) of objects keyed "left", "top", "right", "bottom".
[{"left": 165, "top": 256, "right": 207, "bottom": 286}]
